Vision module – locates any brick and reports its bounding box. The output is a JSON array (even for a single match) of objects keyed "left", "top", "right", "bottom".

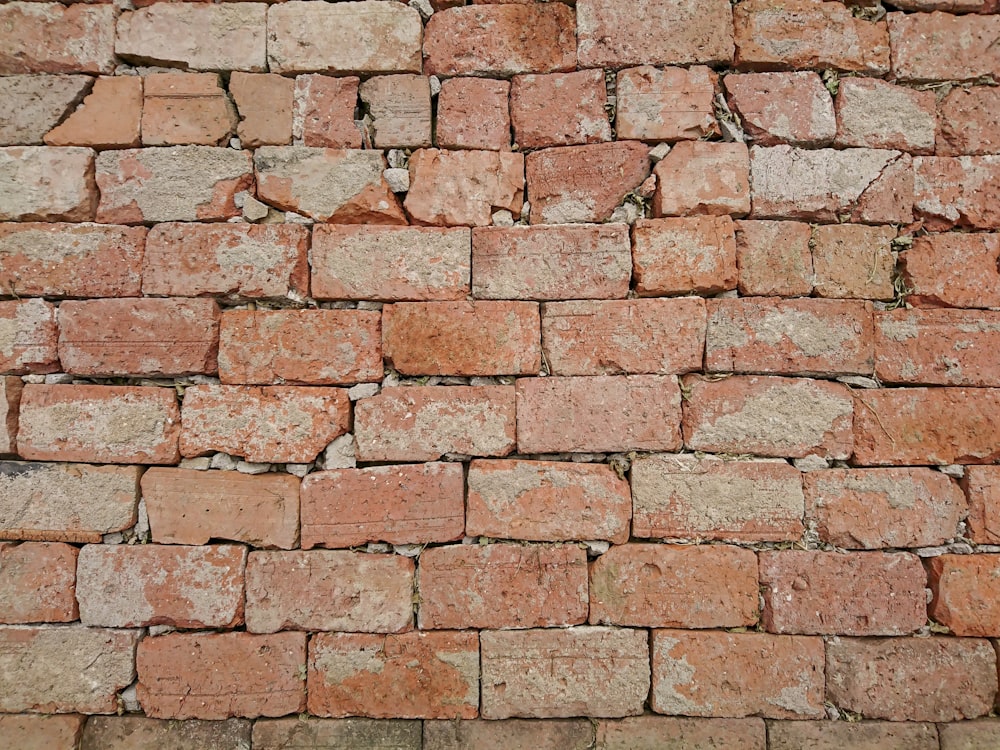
[
  {"left": 888, "top": 11, "right": 1000, "bottom": 82},
  {"left": 631, "top": 454, "right": 804, "bottom": 542},
  {"left": 0, "top": 377, "right": 20, "bottom": 455},
  {"left": 254, "top": 718, "right": 421, "bottom": 750},
  {"left": 511, "top": 70, "right": 610, "bottom": 149},
  {"left": 928, "top": 555, "right": 1000, "bottom": 636},
  {"left": 309, "top": 631, "right": 479, "bottom": 719},
  {"left": 0, "top": 74, "right": 91, "bottom": 145},
  {"left": 826, "top": 636, "right": 997, "bottom": 721},
  {"left": 735, "top": 220, "right": 814, "bottom": 297},
  {"left": 383, "top": 301, "right": 540, "bottom": 377},
  {"left": 466, "top": 459, "right": 631, "bottom": 544},
  {"left": 294, "top": 75, "right": 361, "bottom": 149},
  {"left": 0, "top": 625, "right": 139, "bottom": 713},
  {"left": 0, "top": 299, "right": 58, "bottom": 374},
  {"left": 596, "top": 717, "right": 765, "bottom": 750},
  {"left": 19, "top": 385, "right": 180, "bottom": 464},
  {"left": 890, "top": 0, "right": 998, "bottom": 8},
  {"left": 805, "top": 467, "right": 966, "bottom": 549},
  {"left": 734, "top": 0, "right": 890, "bottom": 74},
  {"left": 768, "top": 720, "right": 939, "bottom": 750},
  {"left": 419, "top": 544, "right": 588, "bottom": 630},
  {"left": 591, "top": 543, "right": 758, "bottom": 628},
  {"left": 652, "top": 141, "right": 750, "bottom": 217},
  {"left": 300, "top": 463, "right": 464, "bottom": 549},
  {"left": 436, "top": 78, "right": 510, "bottom": 152},
  {"left": 901, "top": 233, "right": 1000, "bottom": 309},
  {"left": 723, "top": 72, "right": 835, "bottom": 147},
  {"left": 542, "top": 298, "right": 706, "bottom": 376},
  {"left": 481, "top": 627, "right": 649, "bottom": 719},
  {"left": 0, "top": 3, "right": 115, "bottom": 74},
  {"left": 577, "top": 0, "right": 734, "bottom": 67},
  {"left": 405, "top": 148, "right": 524, "bottom": 227},
  {"left": 58, "top": 298, "right": 220, "bottom": 377},
  {"left": 854, "top": 388, "right": 1000, "bottom": 465},
  {"left": 938, "top": 87, "right": 1000, "bottom": 156},
  {"left": 0, "top": 461, "right": 139, "bottom": 543},
  {"left": 425, "top": 719, "right": 594, "bottom": 750},
  {"left": 425, "top": 4, "right": 575, "bottom": 76},
  {"left": 359, "top": 75, "right": 432, "bottom": 149},
  {"left": 0, "top": 146, "right": 95, "bottom": 221},
  {"left": 472, "top": 224, "right": 630, "bottom": 301},
  {"left": 516, "top": 375, "right": 682, "bottom": 454},
  {"left": 95, "top": 147, "right": 252, "bottom": 224},
  {"left": 115, "top": 3, "right": 266, "bottom": 72},
  {"left": 0, "top": 715, "right": 84, "bottom": 750},
  {"left": 141, "top": 73, "right": 236, "bottom": 147},
  {"left": 964, "top": 466, "right": 1000, "bottom": 544},
  {"left": 706, "top": 297, "right": 875, "bottom": 376},
  {"left": 268, "top": 1, "right": 421, "bottom": 75},
  {"left": 633, "top": 216, "right": 737, "bottom": 296},
  {"left": 914, "top": 155, "right": 1000, "bottom": 230},
  {"left": 834, "top": 78, "right": 936, "bottom": 154},
  {"left": 142, "top": 223, "right": 308, "bottom": 300},
  {"left": 81, "top": 717, "right": 251, "bottom": 750},
  {"left": 939, "top": 720, "right": 1000, "bottom": 750},
  {"left": 0, "top": 542, "right": 78, "bottom": 623},
  {"left": 229, "top": 72, "right": 293, "bottom": 147},
  {"left": 616, "top": 66, "right": 719, "bottom": 142},
  {"left": 811, "top": 224, "right": 896, "bottom": 300},
  {"left": 526, "top": 141, "right": 650, "bottom": 225},
  {"left": 651, "top": 630, "right": 825, "bottom": 718},
  {"left": 682, "top": 375, "right": 854, "bottom": 459},
  {"left": 354, "top": 386, "right": 515, "bottom": 462},
  {"left": 76, "top": 543, "right": 246, "bottom": 628},
  {"left": 180, "top": 384, "right": 349, "bottom": 464},
  {"left": 137, "top": 632, "right": 306, "bottom": 719},
  {"left": 245, "top": 550, "right": 413, "bottom": 634},
  {"left": 219, "top": 309, "right": 381, "bottom": 385},
  {"left": 254, "top": 146, "right": 404, "bottom": 224},
  {"left": 44, "top": 76, "right": 142, "bottom": 150}
]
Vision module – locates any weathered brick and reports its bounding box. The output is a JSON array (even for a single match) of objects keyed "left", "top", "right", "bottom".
[
  {"left": 768, "top": 720, "right": 939, "bottom": 750},
  {"left": 596, "top": 717, "right": 766, "bottom": 750},
  {"left": 631, "top": 454, "right": 804, "bottom": 542},
  {"left": 436, "top": 78, "right": 511, "bottom": 151},
  {"left": 516, "top": 375, "right": 682, "bottom": 454},
  {"left": 0, "top": 74, "right": 91, "bottom": 145},
  {"left": 0, "top": 715, "right": 84, "bottom": 750},
  {"left": 928, "top": 555, "right": 1000, "bottom": 636},
  {"left": 311, "top": 225, "right": 470, "bottom": 302},
  {"left": 724, "top": 72, "right": 835, "bottom": 147},
  {"left": 300, "top": 463, "right": 464, "bottom": 549},
  {"left": 835, "top": 78, "right": 936, "bottom": 154},
  {"left": 653, "top": 141, "right": 750, "bottom": 217},
  {"left": 359, "top": 75, "right": 431, "bottom": 149},
  {"left": 632, "top": 216, "right": 738, "bottom": 296},
  {"left": 826, "top": 636, "right": 997, "bottom": 721},
  {"left": 425, "top": 719, "right": 594, "bottom": 750},
  {"left": 229, "top": 72, "right": 293, "bottom": 148},
  {"left": 137, "top": 632, "right": 306, "bottom": 719},
  {"left": 939, "top": 720, "right": 1000, "bottom": 750},
  {"left": 143, "top": 223, "right": 308, "bottom": 301},
  {"left": 309, "top": 631, "right": 479, "bottom": 719},
  {"left": 735, "top": 220, "right": 813, "bottom": 297},
  {"left": 141, "top": 73, "right": 236, "bottom": 147},
  {"left": 0, "top": 3, "right": 115, "bottom": 74},
  {"left": 682, "top": 375, "right": 854, "bottom": 459},
  {"left": 0, "top": 376, "right": 20, "bottom": 455},
  {"left": 900, "top": 233, "right": 1000, "bottom": 309},
  {"left": 0, "top": 542, "right": 78, "bottom": 623},
  {"left": 914, "top": 155, "right": 1000, "bottom": 230},
  {"left": 591, "top": 544, "right": 758, "bottom": 628},
  {"left": 180, "top": 384, "right": 349, "bottom": 463},
  {"left": 810, "top": 224, "right": 896, "bottom": 300},
  {"left": 938, "top": 86, "right": 1000, "bottom": 156},
  {"left": 44, "top": 76, "right": 143, "bottom": 150},
  {"left": 616, "top": 66, "right": 719, "bottom": 142},
  {"left": 0, "top": 299, "right": 58, "bottom": 374},
  {"left": 354, "top": 386, "right": 515, "bottom": 462},
  {"left": 0, "top": 146, "right": 95, "bottom": 222},
  {"left": 805, "top": 467, "right": 966, "bottom": 549},
  {"left": 854, "top": 388, "right": 1000, "bottom": 465},
  {"left": 294, "top": 75, "right": 361, "bottom": 149},
  {"left": 888, "top": 11, "right": 1000, "bottom": 82},
  {"left": 511, "top": 70, "right": 610, "bottom": 149},
  {"left": 481, "top": 627, "right": 649, "bottom": 719},
  {"left": 466, "top": 459, "right": 631, "bottom": 544},
  {"left": 18, "top": 385, "right": 180, "bottom": 464},
  {"left": 254, "top": 718, "right": 421, "bottom": 750},
  {"left": 889, "top": 0, "right": 998, "bottom": 8},
  {"left": 81, "top": 717, "right": 252, "bottom": 750},
  {"left": 964, "top": 466, "right": 1000, "bottom": 545},
  {"left": 245, "top": 550, "right": 413, "bottom": 634}
]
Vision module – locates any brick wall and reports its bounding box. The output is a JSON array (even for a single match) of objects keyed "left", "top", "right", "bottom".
[{"left": 1, "top": 0, "right": 1000, "bottom": 747}]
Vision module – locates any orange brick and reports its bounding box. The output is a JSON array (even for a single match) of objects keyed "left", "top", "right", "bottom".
[
  {"left": 616, "top": 66, "right": 719, "bottom": 142},
  {"left": 938, "top": 86, "right": 1000, "bottom": 156},
  {"left": 0, "top": 299, "right": 58, "bottom": 374},
  {"left": 44, "top": 76, "right": 142, "bottom": 149},
  {"left": 596, "top": 717, "right": 766, "bottom": 750},
  {"left": 253, "top": 718, "right": 421, "bottom": 750},
  {"left": 0, "top": 542, "right": 78, "bottom": 623},
  {"left": 735, "top": 220, "right": 813, "bottom": 297},
  {"left": 1, "top": 74, "right": 92, "bottom": 146},
  {"left": 964, "top": 466, "right": 1000, "bottom": 545},
  {"left": 914, "top": 155, "right": 1000, "bottom": 231},
  {"left": 141, "top": 73, "right": 236, "bottom": 146},
  {"left": 510, "top": 70, "right": 610, "bottom": 149},
  {"left": 835, "top": 78, "right": 936, "bottom": 154},
  {"left": 901, "top": 233, "right": 1000, "bottom": 309},
  {"left": 229, "top": 72, "right": 293, "bottom": 147},
  {"left": 0, "top": 146, "right": 96, "bottom": 222},
  {"left": 888, "top": 11, "right": 1000, "bottom": 82},
  {"left": 652, "top": 142, "right": 750, "bottom": 217},
  {"left": 294, "top": 75, "right": 361, "bottom": 149},
  {"left": 939, "top": 720, "right": 1000, "bottom": 750},
  {"left": 0, "top": 3, "right": 115, "bottom": 74},
  {"left": 724, "top": 72, "right": 835, "bottom": 147},
  {"left": 811, "top": 224, "right": 896, "bottom": 300},
  {"left": 436, "top": 77, "right": 511, "bottom": 151},
  {"left": 0, "top": 715, "right": 84, "bottom": 750},
  {"left": 769, "top": 720, "right": 938, "bottom": 750},
  {"left": 424, "top": 719, "right": 593, "bottom": 750},
  {"left": 929, "top": 555, "right": 1000, "bottom": 637},
  {"left": 633, "top": 216, "right": 737, "bottom": 296}
]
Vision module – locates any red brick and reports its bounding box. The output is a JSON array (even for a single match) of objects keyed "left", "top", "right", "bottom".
[
  {"left": 466, "top": 459, "right": 631, "bottom": 544},
  {"left": 890, "top": 0, "right": 998, "bottom": 8},
  {"left": 914, "top": 155, "right": 1000, "bottom": 230},
  {"left": 137, "top": 631, "right": 306, "bottom": 719},
  {"left": 1, "top": 73, "right": 91, "bottom": 146},
  {"left": 44, "top": 76, "right": 143, "bottom": 149},
  {"left": 826, "top": 636, "right": 997, "bottom": 721},
  {"left": 140, "top": 72, "right": 236, "bottom": 147},
  {"left": 682, "top": 375, "right": 854, "bottom": 459},
  {"left": 472, "top": 224, "right": 630, "bottom": 301},
  {"left": 928, "top": 555, "right": 1000, "bottom": 636},
  {"left": 245, "top": 550, "right": 413, "bottom": 634},
  {"left": 0, "top": 542, "right": 78, "bottom": 623},
  {"left": 577, "top": 0, "right": 734, "bottom": 67},
  {"left": 516, "top": 375, "right": 682, "bottom": 454},
  {"left": 481, "top": 627, "right": 649, "bottom": 719},
  {"left": 835, "top": 78, "right": 936, "bottom": 154},
  {"left": 230, "top": 72, "right": 293, "bottom": 148},
  {"left": 734, "top": 0, "right": 890, "bottom": 74},
  {"left": 591, "top": 544, "right": 758, "bottom": 628},
  {"left": 724, "top": 72, "right": 835, "bottom": 147},
  {"left": 0, "top": 461, "right": 139, "bottom": 543},
  {"left": 511, "top": 70, "right": 610, "bottom": 149},
  {"left": 0, "top": 376, "right": 20, "bottom": 455},
  {"left": 19, "top": 385, "right": 180, "bottom": 464},
  {"left": 424, "top": 4, "right": 575, "bottom": 76},
  {"left": 76, "top": 543, "right": 246, "bottom": 628},
  {"left": 888, "top": 11, "right": 1000, "bottom": 82},
  {"left": 632, "top": 216, "right": 738, "bottom": 296},
  {"left": 616, "top": 66, "right": 719, "bottom": 142},
  {"left": 419, "top": 544, "right": 588, "bottom": 630},
  {"left": 596, "top": 717, "right": 766, "bottom": 750},
  {"left": 81, "top": 716, "right": 252, "bottom": 750},
  {"left": 653, "top": 141, "right": 750, "bottom": 217},
  {"left": 811, "top": 224, "right": 895, "bottom": 300},
  {"left": 294, "top": 75, "right": 360, "bottom": 149},
  {"left": 964, "top": 466, "right": 1000, "bottom": 545},
  {"left": 180, "top": 384, "right": 349, "bottom": 464},
  {"left": 0, "top": 3, "right": 115, "bottom": 74},
  {"left": 735, "top": 220, "right": 814, "bottom": 297},
  {"left": 854, "top": 388, "right": 1000, "bottom": 466},
  {"left": 901, "top": 233, "right": 1000, "bottom": 309},
  {"left": 219, "top": 309, "right": 380, "bottom": 385},
  {"left": 254, "top": 718, "right": 421, "bottom": 750},
  {"left": 311, "top": 225, "right": 470, "bottom": 302},
  {"left": 383, "top": 301, "right": 540, "bottom": 377},
  {"left": 0, "top": 715, "right": 84, "bottom": 750},
  {"left": 805, "top": 467, "right": 966, "bottom": 549},
  {"left": 0, "top": 299, "right": 58, "bottom": 374},
  {"left": 424, "top": 719, "right": 594, "bottom": 750},
  {"left": 631, "top": 454, "right": 804, "bottom": 542},
  {"left": 651, "top": 630, "right": 825, "bottom": 718},
  {"left": 359, "top": 74, "right": 431, "bottom": 150},
  {"left": 939, "top": 720, "right": 1000, "bottom": 750},
  {"left": 526, "top": 141, "right": 651, "bottom": 225},
  {"left": 354, "top": 386, "right": 515, "bottom": 462},
  {"left": 938, "top": 86, "right": 1000, "bottom": 156},
  {"left": 300, "top": 463, "right": 464, "bottom": 549},
  {"left": 542, "top": 298, "right": 706, "bottom": 376},
  {"left": 769, "top": 720, "right": 939, "bottom": 750},
  {"left": 0, "top": 146, "right": 95, "bottom": 222},
  {"left": 436, "top": 78, "right": 511, "bottom": 151},
  {"left": 309, "top": 631, "right": 479, "bottom": 719},
  {"left": 142, "top": 223, "right": 308, "bottom": 301}
]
